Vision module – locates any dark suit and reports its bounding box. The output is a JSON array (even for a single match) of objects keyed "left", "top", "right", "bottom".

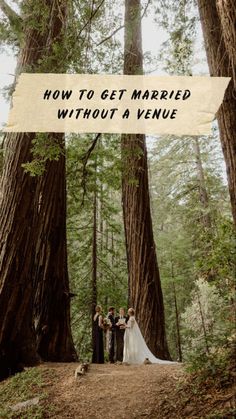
[
  {"left": 115, "top": 315, "right": 128, "bottom": 362},
  {"left": 108, "top": 313, "right": 116, "bottom": 363}
]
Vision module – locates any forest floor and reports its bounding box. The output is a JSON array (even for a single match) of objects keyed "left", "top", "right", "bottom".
[{"left": 0, "top": 362, "right": 235, "bottom": 418}]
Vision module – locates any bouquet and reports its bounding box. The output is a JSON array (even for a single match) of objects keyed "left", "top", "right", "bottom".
[
  {"left": 118, "top": 318, "right": 126, "bottom": 325},
  {"left": 117, "top": 318, "right": 126, "bottom": 329}
]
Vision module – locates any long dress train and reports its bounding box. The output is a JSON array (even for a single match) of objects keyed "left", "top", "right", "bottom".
[{"left": 123, "top": 316, "right": 174, "bottom": 365}]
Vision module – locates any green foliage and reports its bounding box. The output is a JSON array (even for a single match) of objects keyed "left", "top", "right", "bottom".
[
  {"left": 66, "top": 134, "right": 128, "bottom": 359},
  {"left": 184, "top": 337, "right": 236, "bottom": 388},
  {"left": 63, "top": 0, "right": 125, "bottom": 360},
  {"left": 0, "top": 2, "right": 22, "bottom": 50},
  {"left": 155, "top": 0, "right": 197, "bottom": 75},
  {"left": 68, "top": 0, "right": 123, "bottom": 75},
  {"left": 22, "top": 134, "right": 63, "bottom": 176},
  {"left": 21, "top": 1, "right": 51, "bottom": 34},
  {"left": 150, "top": 0, "right": 235, "bottom": 365},
  {"left": 181, "top": 278, "right": 232, "bottom": 357},
  {"left": 0, "top": 367, "right": 53, "bottom": 418},
  {"left": 198, "top": 218, "right": 236, "bottom": 285},
  {"left": 0, "top": 18, "right": 19, "bottom": 48},
  {"left": 149, "top": 132, "right": 235, "bottom": 360},
  {"left": 179, "top": 278, "right": 235, "bottom": 385}
]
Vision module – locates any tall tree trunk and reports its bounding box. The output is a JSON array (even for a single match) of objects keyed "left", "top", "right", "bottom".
[
  {"left": 121, "top": 0, "right": 170, "bottom": 359},
  {"left": 0, "top": 134, "right": 39, "bottom": 379},
  {"left": 34, "top": 136, "right": 77, "bottom": 361},
  {"left": 0, "top": 0, "right": 75, "bottom": 379},
  {"left": 216, "top": 0, "right": 236, "bottom": 86},
  {"left": 197, "top": 0, "right": 236, "bottom": 226},
  {"left": 92, "top": 175, "right": 98, "bottom": 354}
]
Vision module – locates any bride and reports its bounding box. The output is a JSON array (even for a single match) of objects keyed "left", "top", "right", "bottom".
[{"left": 123, "top": 308, "right": 174, "bottom": 365}]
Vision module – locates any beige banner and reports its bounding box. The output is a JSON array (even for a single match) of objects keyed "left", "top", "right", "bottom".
[{"left": 4, "top": 74, "right": 230, "bottom": 135}]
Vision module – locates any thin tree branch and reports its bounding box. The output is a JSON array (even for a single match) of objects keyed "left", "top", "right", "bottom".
[
  {"left": 96, "top": 0, "right": 152, "bottom": 46},
  {"left": 141, "top": 0, "right": 152, "bottom": 19},
  {"left": 77, "top": 0, "right": 105, "bottom": 38},
  {"left": 81, "top": 133, "right": 101, "bottom": 205},
  {"left": 71, "top": 313, "right": 85, "bottom": 327},
  {"left": 96, "top": 256, "right": 117, "bottom": 278},
  {"left": 96, "top": 24, "right": 124, "bottom": 46}
]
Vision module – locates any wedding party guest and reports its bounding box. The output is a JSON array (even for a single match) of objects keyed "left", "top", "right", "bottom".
[
  {"left": 92, "top": 305, "right": 104, "bottom": 364},
  {"left": 107, "top": 306, "right": 116, "bottom": 363},
  {"left": 115, "top": 308, "right": 128, "bottom": 362}
]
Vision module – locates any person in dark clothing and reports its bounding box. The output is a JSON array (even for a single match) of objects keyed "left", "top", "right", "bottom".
[
  {"left": 115, "top": 308, "right": 128, "bottom": 362},
  {"left": 107, "top": 306, "right": 116, "bottom": 363},
  {"left": 92, "top": 305, "right": 104, "bottom": 364}
]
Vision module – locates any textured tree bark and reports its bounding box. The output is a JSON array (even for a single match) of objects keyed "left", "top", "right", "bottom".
[
  {"left": 0, "top": 1, "right": 76, "bottom": 379},
  {"left": 0, "top": 134, "right": 39, "bottom": 379},
  {"left": 33, "top": 136, "right": 77, "bottom": 362},
  {"left": 121, "top": 0, "right": 170, "bottom": 359},
  {"left": 216, "top": 0, "right": 236, "bottom": 85},
  {"left": 197, "top": 0, "right": 236, "bottom": 226}
]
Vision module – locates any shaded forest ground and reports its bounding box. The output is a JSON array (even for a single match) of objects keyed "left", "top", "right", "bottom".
[{"left": 0, "top": 363, "right": 235, "bottom": 418}]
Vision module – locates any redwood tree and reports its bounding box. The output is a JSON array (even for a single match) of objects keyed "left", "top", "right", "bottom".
[
  {"left": 0, "top": 1, "right": 76, "bottom": 378},
  {"left": 216, "top": 0, "right": 236, "bottom": 83},
  {"left": 33, "top": 136, "right": 77, "bottom": 362},
  {"left": 121, "top": 0, "right": 170, "bottom": 359},
  {"left": 197, "top": 0, "right": 236, "bottom": 226}
]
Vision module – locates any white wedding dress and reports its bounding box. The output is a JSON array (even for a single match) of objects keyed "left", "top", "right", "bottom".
[{"left": 123, "top": 316, "right": 174, "bottom": 365}]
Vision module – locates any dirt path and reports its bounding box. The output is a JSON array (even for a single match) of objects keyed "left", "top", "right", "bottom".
[
  {"left": 40, "top": 362, "right": 235, "bottom": 419},
  {"left": 42, "top": 363, "right": 184, "bottom": 419}
]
